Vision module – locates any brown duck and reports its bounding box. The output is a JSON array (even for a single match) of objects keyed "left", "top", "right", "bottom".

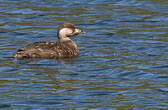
[{"left": 13, "top": 23, "right": 84, "bottom": 59}]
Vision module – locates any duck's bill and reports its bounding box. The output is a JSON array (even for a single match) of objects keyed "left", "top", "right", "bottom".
[
  {"left": 80, "top": 31, "right": 86, "bottom": 33},
  {"left": 75, "top": 28, "right": 86, "bottom": 34}
]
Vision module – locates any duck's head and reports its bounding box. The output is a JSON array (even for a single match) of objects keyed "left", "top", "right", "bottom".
[{"left": 57, "top": 23, "right": 84, "bottom": 40}]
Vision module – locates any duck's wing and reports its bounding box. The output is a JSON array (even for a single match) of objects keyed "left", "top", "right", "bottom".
[
  {"left": 13, "top": 41, "right": 60, "bottom": 59},
  {"left": 18, "top": 41, "right": 58, "bottom": 51}
]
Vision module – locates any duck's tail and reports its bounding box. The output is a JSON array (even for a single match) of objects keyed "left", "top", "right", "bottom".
[{"left": 12, "top": 52, "right": 26, "bottom": 59}]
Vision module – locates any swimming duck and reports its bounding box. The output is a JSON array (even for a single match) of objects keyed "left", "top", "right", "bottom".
[{"left": 13, "top": 23, "right": 83, "bottom": 59}]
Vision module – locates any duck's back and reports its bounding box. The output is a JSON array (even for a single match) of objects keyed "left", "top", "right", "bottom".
[{"left": 13, "top": 40, "right": 79, "bottom": 59}]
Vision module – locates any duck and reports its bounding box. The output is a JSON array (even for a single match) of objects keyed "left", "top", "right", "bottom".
[{"left": 13, "top": 23, "right": 84, "bottom": 59}]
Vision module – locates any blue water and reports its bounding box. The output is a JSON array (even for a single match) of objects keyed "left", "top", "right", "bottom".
[{"left": 1, "top": 0, "right": 168, "bottom": 109}]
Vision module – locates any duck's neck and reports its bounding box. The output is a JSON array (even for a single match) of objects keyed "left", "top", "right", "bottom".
[
  {"left": 58, "top": 35, "right": 72, "bottom": 42},
  {"left": 58, "top": 34, "right": 77, "bottom": 49}
]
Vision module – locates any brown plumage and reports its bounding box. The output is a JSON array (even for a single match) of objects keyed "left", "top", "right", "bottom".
[{"left": 13, "top": 23, "right": 83, "bottom": 59}]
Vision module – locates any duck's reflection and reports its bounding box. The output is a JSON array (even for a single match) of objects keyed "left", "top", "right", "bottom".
[{"left": 14, "top": 57, "right": 78, "bottom": 67}]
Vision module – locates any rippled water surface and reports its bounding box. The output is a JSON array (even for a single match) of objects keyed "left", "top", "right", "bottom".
[{"left": 1, "top": 0, "right": 168, "bottom": 109}]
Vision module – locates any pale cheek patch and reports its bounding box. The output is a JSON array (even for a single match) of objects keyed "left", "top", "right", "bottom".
[{"left": 59, "top": 28, "right": 73, "bottom": 36}]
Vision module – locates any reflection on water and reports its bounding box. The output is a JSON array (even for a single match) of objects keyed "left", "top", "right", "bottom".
[{"left": 1, "top": 0, "right": 168, "bottom": 109}]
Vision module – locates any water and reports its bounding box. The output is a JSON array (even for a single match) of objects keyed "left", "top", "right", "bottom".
[{"left": 0, "top": 0, "right": 168, "bottom": 109}]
